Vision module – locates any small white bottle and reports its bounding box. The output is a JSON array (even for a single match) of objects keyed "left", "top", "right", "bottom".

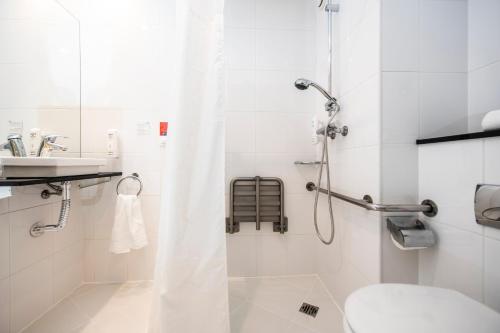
[
  {"left": 311, "top": 116, "right": 323, "bottom": 145},
  {"left": 29, "top": 128, "right": 41, "bottom": 156},
  {"left": 107, "top": 129, "right": 119, "bottom": 158}
]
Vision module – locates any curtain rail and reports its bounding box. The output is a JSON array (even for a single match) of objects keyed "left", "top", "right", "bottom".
[{"left": 306, "top": 182, "right": 438, "bottom": 217}]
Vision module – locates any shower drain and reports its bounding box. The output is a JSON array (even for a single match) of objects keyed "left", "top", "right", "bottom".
[{"left": 299, "top": 302, "right": 319, "bottom": 318}]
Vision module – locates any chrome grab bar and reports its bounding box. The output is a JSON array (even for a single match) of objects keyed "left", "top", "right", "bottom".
[
  {"left": 294, "top": 161, "right": 324, "bottom": 165},
  {"left": 306, "top": 182, "right": 438, "bottom": 217}
]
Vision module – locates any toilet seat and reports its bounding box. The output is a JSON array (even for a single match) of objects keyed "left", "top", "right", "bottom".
[{"left": 344, "top": 284, "right": 500, "bottom": 333}]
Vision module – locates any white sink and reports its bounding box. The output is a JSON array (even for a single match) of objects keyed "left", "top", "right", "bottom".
[{"left": 0, "top": 157, "right": 107, "bottom": 178}]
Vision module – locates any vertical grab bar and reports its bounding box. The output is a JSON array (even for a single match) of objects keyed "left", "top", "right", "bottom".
[
  {"left": 256, "top": 176, "right": 261, "bottom": 231},
  {"left": 278, "top": 178, "right": 286, "bottom": 234},
  {"left": 228, "top": 178, "right": 235, "bottom": 234}
]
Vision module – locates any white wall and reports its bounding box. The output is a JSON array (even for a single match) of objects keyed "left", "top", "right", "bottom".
[
  {"left": 419, "top": 0, "right": 468, "bottom": 138},
  {"left": 380, "top": 0, "right": 420, "bottom": 284},
  {"left": 383, "top": 0, "right": 500, "bottom": 137},
  {"left": 57, "top": 0, "right": 170, "bottom": 283},
  {"left": 418, "top": 138, "right": 500, "bottom": 313},
  {"left": 316, "top": 0, "right": 382, "bottom": 308},
  {"left": 383, "top": 0, "right": 468, "bottom": 140},
  {"left": 0, "top": 188, "right": 84, "bottom": 333},
  {"left": 224, "top": 0, "right": 320, "bottom": 277},
  {"left": 468, "top": 0, "right": 500, "bottom": 131},
  {"left": 379, "top": 0, "right": 472, "bottom": 284}
]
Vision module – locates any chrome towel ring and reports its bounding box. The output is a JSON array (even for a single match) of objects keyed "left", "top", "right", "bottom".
[{"left": 116, "top": 173, "right": 143, "bottom": 196}]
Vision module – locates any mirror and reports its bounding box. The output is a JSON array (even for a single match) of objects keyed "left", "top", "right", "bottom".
[
  {"left": 0, "top": 0, "right": 80, "bottom": 156},
  {"left": 418, "top": 1, "right": 500, "bottom": 139}
]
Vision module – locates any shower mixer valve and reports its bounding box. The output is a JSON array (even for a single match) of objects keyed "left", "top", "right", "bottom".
[{"left": 317, "top": 123, "right": 348, "bottom": 140}]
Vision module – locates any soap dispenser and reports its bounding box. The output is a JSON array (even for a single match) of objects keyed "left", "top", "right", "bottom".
[{"left": 29, "top": 128, "right": 41, "bottom": 156}]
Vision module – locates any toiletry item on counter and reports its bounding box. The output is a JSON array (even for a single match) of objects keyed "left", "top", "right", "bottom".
[
  {"left": 29, "top": 128, "right": 40, "bottom": 156},
  {"left": 481, "top": 110, "right": 500, "bottom": 131},
  {"left": 109, "top": 193, "right": 148, "bottom": 254},
  {"left": 107, "top": 129, "right": 119, "bottom": 158}
]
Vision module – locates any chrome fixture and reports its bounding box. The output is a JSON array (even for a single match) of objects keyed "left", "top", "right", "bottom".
[
  {"left": 294, "top": 79, "right": 340, "bottom": 115},
  {"left": 306, "top": 182, "right": 438, "bottom": 216},
  {"left": 325, "top": 3, "right": 340, "bottom": 12},
  {"left": 475, "top": 184, "right": 500, "bottom": 229},
  {"left": 79, "top": 177, "right": 113, "bottom": 189},
  {"left": 116, "top": 173, "right": 143, "bottom": 196},
  {"left": 294, "top": 161, "right": 324, "bottom": 165},
  {"left": 41, "top": 183, "right": 64, "bottom": 199},
  {"left": 294, "top": 0, "right": 341, "bottom": 246},
  {"left": 31, "top": 181, "right": 71, "bottom": 237},
  {"left": 37, "top": 134, "right": 68, "bottom": 157},
  {"left": 0, "top": 134, "right": 27, "bottom": 157},
  {"left": 312, "top": 111, "right": 337, "bottom": 244},
  {"left": 316, "top": 123, "right": 348, "bottom": 140},
  {"left": 387, "top": 216, "right": 436, "bottom": 250}
]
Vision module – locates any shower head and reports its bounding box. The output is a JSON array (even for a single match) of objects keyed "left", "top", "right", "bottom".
[
  {"left": 294, "top": 78, "right": 336, "bottom": 102},
  {"left": 295, "top": 78, "right": 340, "bottom": 114},
  {"left": 294, "top": 78, "right": 311, "bottom": 90}
]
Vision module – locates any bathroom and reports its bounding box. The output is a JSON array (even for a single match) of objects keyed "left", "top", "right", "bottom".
[{"left": 0, "top": 0, "right": 500, "bottom": 332}]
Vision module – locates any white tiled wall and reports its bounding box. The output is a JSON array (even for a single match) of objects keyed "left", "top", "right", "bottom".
[
  {"left": 0, "top": 188, "right": 84, "bottom": 333},
  {"left": 379, "top": 0, "right": 468, "bottom": 285},
  {"left": 316, "top": 0, "right": 383, "bottom": 308},
  {"left": 468, "top": 0, "right": 500, "bottom": 131},
  {"left": 383, "top": 0, "right": 468, "bottom": 140},
  {"left": 224, "top": 0, "right": 319, "bottom": 277},
  {"left": 418, "top": 138, "right": 500, "bottom": 313},
  {"left": 57, "top": 0, "right": 169, "bottom": 283},
  {"left": 420, "top": 0, "right": 468, "bottom": 138},
  {"left": 380, "top": 0, "right": 420, "bottom": 284},
  {"left": 383, "top": 0, "right": 500, "bottom": 136}
]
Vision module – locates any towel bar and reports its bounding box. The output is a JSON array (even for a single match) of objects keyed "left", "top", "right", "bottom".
[{"left": 116, "top": 173, "right": 143, "bottom": 196}]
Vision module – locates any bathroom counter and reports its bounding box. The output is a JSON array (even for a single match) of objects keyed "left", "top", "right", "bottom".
[{"left": 0, "top": 172, "right": 123, "bottom": 186}]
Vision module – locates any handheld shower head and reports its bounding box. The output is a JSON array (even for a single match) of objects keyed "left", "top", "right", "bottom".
[
  {"left": 294, "top": 78, "right": 339, "bottom": 114},
  {"left": 294, "top": 78, "right": 311, "bottom": 90}
]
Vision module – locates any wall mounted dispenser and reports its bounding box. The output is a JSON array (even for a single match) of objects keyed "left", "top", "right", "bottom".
[
  {"left": 475, "top": 184, "right": 500, "bottom": 229},
  {"left": 387, "top": 216, "right": 435, "bottom": 250}
]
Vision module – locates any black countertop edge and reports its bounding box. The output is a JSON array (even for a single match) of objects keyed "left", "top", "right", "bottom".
[
  {"left": 416, "top": 129, "right": 500, "bottom": 145},
  {"left": 0, "top": 172, "right": 123, "bottom": 186}
]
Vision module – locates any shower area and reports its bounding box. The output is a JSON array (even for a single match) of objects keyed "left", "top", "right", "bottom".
[
  {"left": 223, "top": 0, "right": 381, "bottom": 332},
  {"left": 10, "top": 0, "right": 500, "bottom": 332}
]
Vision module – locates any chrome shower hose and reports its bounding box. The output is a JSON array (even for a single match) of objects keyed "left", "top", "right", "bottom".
[{"left": 314, "top": 112, "right": 337, "bottom": 245}]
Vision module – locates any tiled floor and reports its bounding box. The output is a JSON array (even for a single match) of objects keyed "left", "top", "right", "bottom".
[
  {"left": 23, "top": 276, "right": 343, "bottom": 333},
  {"left": 23, "top": 281, "right": 153, "bottom": 333},
  {"left": 229, "top": 276, "right": 344, "bottom": 333}
]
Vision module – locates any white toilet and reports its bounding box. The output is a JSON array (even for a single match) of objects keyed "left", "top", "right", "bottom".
[{"left": 343, "top": 284, "right": 500, "bottom": 333}]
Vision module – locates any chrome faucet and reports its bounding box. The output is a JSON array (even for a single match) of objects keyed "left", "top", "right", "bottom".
[
  {"left": 37, "top": 135, "right": 68, "bottom": 157},
  {"left": 1, "top": 134, "right": 27, "bottom": 157}
]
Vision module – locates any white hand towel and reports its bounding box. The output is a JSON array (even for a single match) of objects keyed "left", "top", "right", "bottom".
[
  {"left": 482, "top": 110, "right": 500, "bottom": 131},
  {"left": 109, "top": 194, "right": 148, "bottom": 254}
]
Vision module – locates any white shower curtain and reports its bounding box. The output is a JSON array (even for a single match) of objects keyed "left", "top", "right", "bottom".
[{"left": 149, "top": 0, "right": 229, "bottom": 332}]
